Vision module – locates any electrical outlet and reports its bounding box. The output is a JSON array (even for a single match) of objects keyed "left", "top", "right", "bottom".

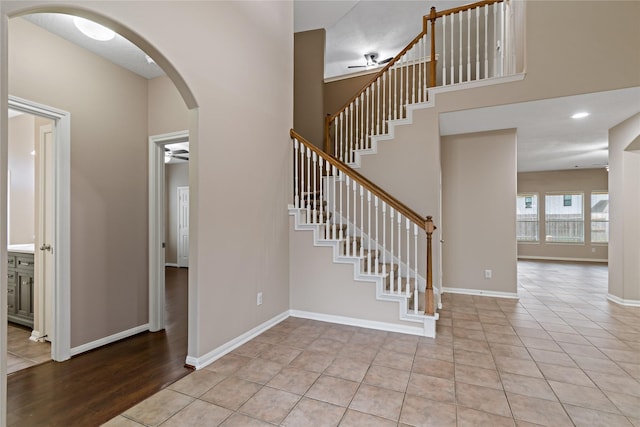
[
  {"left": 484, "top": 269, "right": 492, "bottom": 279},
  {"left": 257, "top": 292, "right": 263, "bottom": 306}
]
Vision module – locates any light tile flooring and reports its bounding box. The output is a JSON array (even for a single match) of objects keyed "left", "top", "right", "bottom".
[
  {"left": 104, "top": 261, "right": 640, "bottom": 426},
  {"left": 7, "top": 323, "right": 51, "bottom": 374}
]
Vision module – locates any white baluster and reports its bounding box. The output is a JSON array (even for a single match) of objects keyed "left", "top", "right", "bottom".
[
  {"left": 337, "top": 112, "right": 343, "bottom": 162},
  {"left": 376, "top": 77, "right": 380, "bottom": 135},
  {"left": 467, "top": 9, "right": 471, "bottom": 82},
  {"left": 359, "top": 185, "right": 364, "bottom": 258},
  {"left": 367, "top": 190, "right": 372, "bottom": 274},
  {"left": 382, "top": 201, "right": 387, "bottom": 276},
  {"left": 442, "top": 14, "right": 447, "bottom": 85},
  {"left": 493, "top": 3, "right": 498, "bottom": 77},
  {"left": 412, "top": 41, "right": 416, "bottom": 104},
  {"left": 352, "top": 179, "right": 358, "bottom": 256},
  {"left": 405, "top": 218, "right": 410, "bottom": 296},
  {"left": 476, "top": 6, "right": 480, "bottom": 80},
  {"left": 484, "top": 5, "right": 489, "bottom": 79},
  {"left": 389, "top": 207, "right": 395, "bottom": 292},
  {"left": 338, "top": 167, "right": 343, "bottom": 241},
  {"left": 360, "top": 92, "right": 365, "bottom": 150},
  {"left": 331, "top": 165, "right": 337, "bottom": 240},
  {"left": 417, "top": 37, "right": 422, "bottom": 103},
  {"left": 312, "top": 152, "right": 317, "bottom": 223},
  {"left": 499, "top": 1, "right": 505, "bottom": 77},
  {"left": 354, "top": 96, "right": 360, "bottom": 150},
  {"left": 399, "top": 54, "right": 404, "bottom": 115},
  {"left": 365, "top": 87, "right": 370, "bottom": 149},
  {"left": 392, "top": 66, "right": 397, "bottom": 120},
  {"left": 305, "top": 146, "right": 311, "bottom": 223},
  {"left": 459, "top": 12, "right": 463, "bottom": 83},
  {"left": 383, "top": 73, "right": 388, "bottom": 127},
  {"left": 318, "top": 155, "right": 323, "bottom": 228},
  {"left": 294, "top": 138, "right": 299, "bottom": 209},
  {"left": 375, "top": 196, "right": 379, "bottom": 273},
  {"left": 397, "top": 212, "right": 402, "bottom": 293},
  {"left": 345, "top": 176, "right": 350, "bottom": 256},
  {"left": 404, "top": 53, "right": 409, "bottom": 111},
  {"left": 450, "top": 13, "right": 455, "bottom": 84},
  {"left": 414, "top": 223, "right": 418, "bottom": 310}
]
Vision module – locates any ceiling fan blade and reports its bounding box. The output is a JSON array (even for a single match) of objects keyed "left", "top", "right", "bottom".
[
  {"left": 379, "top": 57, "right": 393, "bottom": 65},
  {"left": 173, "top": 155, "right": 189, "bottom": 161},
  {"left": 347, "top": 65, "right": 367, "bottom": 68},
  {"left": 171, "top": 149, "right": 189, "bottom": 154}
]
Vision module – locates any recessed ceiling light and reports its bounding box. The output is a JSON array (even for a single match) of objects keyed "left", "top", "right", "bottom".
[
  {"left": 73, "top": 16, "right": 115, "bottom": 41},
  {"left": 571, "top": 112, "right": 590, "bottom": 119}
]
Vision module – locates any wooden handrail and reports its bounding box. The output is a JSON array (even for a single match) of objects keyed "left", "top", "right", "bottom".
[
  {"left": 430, "top": 0, "right": 503, "bottom": 19},
  {"left": 292, "top": 129, "right": 425, "bottom": 230}
]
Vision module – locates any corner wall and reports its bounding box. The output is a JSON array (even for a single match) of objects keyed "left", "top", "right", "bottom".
[
  {"left": 608, "top": 113, "right": 640, "bottom": 303},
  {"left": 442, "top": 129, "right": 517, "bottom": 296},
  {"left": 294, "top": 29, "right": 325, "bottom": 148}
]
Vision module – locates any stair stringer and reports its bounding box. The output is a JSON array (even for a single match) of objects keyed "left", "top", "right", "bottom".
[{"left": 289, "top": 206, "right": 438, "bottom": 337}]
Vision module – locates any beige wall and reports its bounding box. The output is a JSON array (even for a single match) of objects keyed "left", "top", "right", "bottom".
[
  {"left": 9, "top": 18, "right": 150, "bottom": 346},
  {"left": 289, "top": 216, "right": 419, "bottom": 328},
  {"left": 7, "top": 114, "right": 35, "bottom": 245},
  {"left": 165, "top": 162, "right": 188, "bottom": 265},
  {"left": 442, "top": 130, "right": 517, "bottom": 295},
  {"left": 148, "top": 75, "right": 189, "bottom": 136},
  {"left": 294, "top": 29, "right": 325, "bottom": 148},
  {"left": 608, "top": 113, "right": 640, "bottom": 302},
  {"left": 517, "top": 169, "right": 609, "bottom": 261},
  {"left": 324, "top": 73, "right": 372, "bottom": 118},
  {"left": 3, "top": 2, "right": 294, "bottom": 363}
]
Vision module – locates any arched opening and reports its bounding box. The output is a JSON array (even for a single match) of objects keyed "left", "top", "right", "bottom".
[{"left": 1, "top": 6, "right": 198, "bottom": 425}]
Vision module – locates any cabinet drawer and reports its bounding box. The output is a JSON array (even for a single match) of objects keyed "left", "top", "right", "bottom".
[
  {"left": 7, "top": 270, "right": 16, "bottom": 283},
  {"left": 16, "top": 255, "right": 34, "bottom": 271},
  {"left": 7, "top": 255, "right": 16, "bottom": 269}
]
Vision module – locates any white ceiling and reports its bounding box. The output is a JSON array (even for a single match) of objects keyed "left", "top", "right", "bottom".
[{"left": 18, "top": 5, "right": 640, "bottom": 173}]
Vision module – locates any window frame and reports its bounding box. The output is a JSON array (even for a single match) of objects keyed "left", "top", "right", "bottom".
[
  {"left": 544, "top": 192, "right": 585, "bottom": 244},
  {"left": 590, "top": 191, "right": 609, "bottom": 245},
  {"left": 516, "top": 192, "right": 540, "bottom": 243}
]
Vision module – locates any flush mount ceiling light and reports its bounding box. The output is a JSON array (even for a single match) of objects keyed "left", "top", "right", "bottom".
[
  {"left": 73, "top": 16, "right": 115, "bottom": 41},
  {"left": 571, "top": 112, "right": 590, "bottom": 119},
  {"left": 145, "top": 54, "right": 155, "bottom": 64}
]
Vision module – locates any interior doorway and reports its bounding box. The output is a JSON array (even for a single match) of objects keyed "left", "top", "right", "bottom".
[
  {"left": 7, "top": 96, "right": 71, "bottom": 364},
  {"left": 149, "top": 130, "right": 189, "bottom": 332}
]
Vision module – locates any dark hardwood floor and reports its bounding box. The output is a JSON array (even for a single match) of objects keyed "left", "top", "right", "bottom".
[{"left": 7, "top": 267, "right": 192, "bottom": 426}]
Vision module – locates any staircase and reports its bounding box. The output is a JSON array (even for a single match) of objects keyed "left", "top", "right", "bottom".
[{"left": 290, "top": 0, "right": 515, "bottom": 338}]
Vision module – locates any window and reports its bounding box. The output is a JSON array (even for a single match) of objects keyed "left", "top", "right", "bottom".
[
  {"left": 591, "top": 192, "right": 609, "bottom": 243},
  {"left": 517, "top": 194, "right": 539, "bottom": 242},
  {"left": 545, "top": 193, "right": 584, "bottom": 243}
]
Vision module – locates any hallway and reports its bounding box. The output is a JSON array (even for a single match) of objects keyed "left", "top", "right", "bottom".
[
  {"left": 104, "top": 261, "right": 640, "bottom": 426},
  {"left": 7, "top": 267, "right": 190, "bottom": 426}
]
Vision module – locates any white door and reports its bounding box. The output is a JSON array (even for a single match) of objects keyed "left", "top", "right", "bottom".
[
  {"left": 177, "top": 186, "right": 189, "bottom": 268},
  {"left": 33, "top": 124, "right": 55, "bottom": 342}
]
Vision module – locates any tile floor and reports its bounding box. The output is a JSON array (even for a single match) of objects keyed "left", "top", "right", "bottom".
[
  {"left": 7, "top": 323, "right": 51, "bottom": 374},
  {"left": 104, "top": 261, "right": 640, "bottom": 426}
]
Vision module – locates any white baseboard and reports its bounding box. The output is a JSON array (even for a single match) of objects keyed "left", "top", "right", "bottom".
[
  {"left": 290, "top": 309, "right": 429, "bottom": 337},
  {"left": 607, "top": 294, "right": 640, "bottom": 307},
  {"left": 185, "top": 311, "right": 290, "bottom": 370},
  {"left": 442, "top": 287, "right": 519, "bottom": 299},
  {"left": 518, "top": 256, "right": 608, "bottom": 263},
  {"left": 70, "top": 324, "right": 149, "bottom": 357},
  {"left": 165, "top": 262, "right": 179, "bottom": 268}
]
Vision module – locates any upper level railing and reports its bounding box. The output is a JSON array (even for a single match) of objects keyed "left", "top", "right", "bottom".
[
  {"left": 325, "top": 0, "right": 512, "bottom": 161},
  {"left": 291, "top": 129, "right": 437, "bottom": 315}
]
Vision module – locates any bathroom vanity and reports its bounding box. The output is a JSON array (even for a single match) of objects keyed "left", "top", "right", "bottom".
[{"left": 7, "top": 244, "right": 35, "bottom": 328}]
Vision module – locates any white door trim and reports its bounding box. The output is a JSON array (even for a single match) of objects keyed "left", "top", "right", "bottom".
[
  {"left": 148, "top": 130, "right": 188, "bottom": 332},
  {"left": 8, "top": 96, "right": 71, "bottom": 362}
]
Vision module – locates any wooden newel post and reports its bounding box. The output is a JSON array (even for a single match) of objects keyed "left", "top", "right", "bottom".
[
  {"left": 424, "top": 215, "right": 436, "bottom": 315},
  {"left": 429, "top": 7, "right": 437, "bottom": 88}
]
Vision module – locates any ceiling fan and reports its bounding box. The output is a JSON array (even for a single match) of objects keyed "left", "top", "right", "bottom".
[
  {"left": 348, "top": 52, "right": 393, "bottom": 69},
  {"left": 164, "top": 147, "right": 189, "bottom": 162}
]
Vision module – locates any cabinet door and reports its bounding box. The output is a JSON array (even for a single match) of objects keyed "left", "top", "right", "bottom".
[
  {"left": 7, "top": 283, "right": 16, "bottom": 315},
  {"left": 16, "top": 270, "right": 34, "bottom": 319}
]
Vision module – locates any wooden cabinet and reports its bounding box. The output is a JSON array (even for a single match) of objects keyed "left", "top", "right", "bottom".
[{"left": 7, "top": 252, "right": 34, "bottom": 328}]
